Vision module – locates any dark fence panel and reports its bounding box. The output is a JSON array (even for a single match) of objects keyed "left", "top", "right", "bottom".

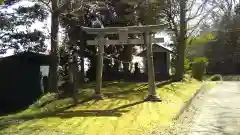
[{"left": 0, "top": 52, "right": 49, "bottom": 115}]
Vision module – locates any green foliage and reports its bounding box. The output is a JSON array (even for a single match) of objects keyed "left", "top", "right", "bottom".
[
  {"left": 205, "top": 6, "right": 240, "bottom": 74},
  {"left": 187, "top": 33, "right": 215, "bottom": 46},
  {"left": 192, "top": 57, "right": 209, "bottom": 63},
  {"left": 184, "top": 58, "right": 191, "bottom": 73},
  {"left": 191, "top": 57, "right": 208, "bottom": 81},
  {"left": 0, "top": 3, "right": 48, "bottom": 54}
]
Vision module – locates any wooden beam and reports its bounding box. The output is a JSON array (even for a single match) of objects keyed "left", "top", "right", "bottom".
[
  {"left": 154, "top": 38, "right": 165, "bottom": 43},
  {"left": 87, "top": 39, "right": 143, "bottom": 45},
  {"left": 81, "top": 24, "right": 167, "bottom": 34},
  {"left": 86, "top": 38, "right": 164, "bottom": 45}
]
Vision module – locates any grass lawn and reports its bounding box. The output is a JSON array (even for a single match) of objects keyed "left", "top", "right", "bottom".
[{"left": 0, "top": 78, "right": 202, "bottom": 135}]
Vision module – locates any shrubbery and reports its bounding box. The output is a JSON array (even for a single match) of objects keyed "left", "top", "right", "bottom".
[
  {"left": 191, "top": 57, "right": 208, "bottom": 81},
  {"left": 184, "top": 58, "right": 191, "bottom": 73}
]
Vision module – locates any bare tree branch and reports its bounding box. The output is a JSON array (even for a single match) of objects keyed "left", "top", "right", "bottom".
[
  {"left": 187, "top": 4, "right": 219, "bottom": 37},
  {"left": 186, "top": 0, "right": 209, "bottom": 21},
  {"left": 37, "top": 0, "right": 52, "bottom": 12}
]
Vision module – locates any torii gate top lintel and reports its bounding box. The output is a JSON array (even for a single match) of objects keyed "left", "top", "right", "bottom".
[
  {"left": 81, "top": 24, "right": 167, "bottom": 45},
  {"left": 81, "top": 24, "right": 167, "bottom": 34}
]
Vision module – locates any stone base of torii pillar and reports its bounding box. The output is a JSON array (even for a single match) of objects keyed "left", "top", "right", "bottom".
[{"left": 144, "top": 95, "right": 162, "bottom": 102}]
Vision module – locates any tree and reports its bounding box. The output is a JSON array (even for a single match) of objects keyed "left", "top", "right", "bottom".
[
  {"left": 39, "top": 0, "right": 71, "bottom": 93},
  {"left": 59, "top": 0, "right": 162, "bottom": 81},
  {"left": 205, "top": 2, "right": 240, "bottom": 74},
  {"left": 0, "top": 2, "right": 48, "bottom": 54},
  {"left": 159, "top": 0, "right": 234, "bottom": 80},
  {"left": 174, "top": 0, "right": 187, "bottom": 81},
  {"left": 1, "top": 0, "right": 73, "bottom": 96},
  {"left": 47, "top": 0, "right": 59, "bottom": 93},
  {"left": 56, "top": 0, "right": 167, "bottom": 100}
]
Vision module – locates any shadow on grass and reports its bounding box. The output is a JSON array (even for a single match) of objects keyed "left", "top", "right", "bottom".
[
  {"left": 79, "top": 81, "right": 124, "bottom": 89},
  {"left": 44, "top": 81, "right": 173, "bottom": 119},
  {"left": 75, "top": 80, "right": 173, "bottom": 101},
  {"left": 103, "top": 80, "right": 173, "bottom": 98},
  {"left": 104, "top": 82, "right": 141, "bottom": 90},
  {"left": 0, "top": 80, "right": 173, "bottom": 131},
  {"left": 35, "top": 101, "right": 144, "bottom": 118},
  {"left": 0, "top": 98, "right": 91, "bottom": 130},
  {"left": 55, "top": 110, "right": 129, "bottom": 118},
  {"left": 0, "top": 100, "right": 145, "bottom": 131},
  {"left": 156, "top": 80, "right": 173, "bottom": 88},
  {"left": 54, "top": 101, "right": 145, "bottom": 118},
  {"left": 37, "top": 98, "right": 57, "bottom": 108},
  {"left": 104, "top": 84, "right": 148, "bottom": 98}
]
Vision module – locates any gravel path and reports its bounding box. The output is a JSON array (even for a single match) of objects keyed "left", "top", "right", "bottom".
[
  {"left": 188, "top": 82, "right": 240, "bottom": 135},
  {"left": 170, "top": 81, "right": 240, "bottom": 135},
  {"left": 151, "top": 81, "right": 240, "bottom": 135}
]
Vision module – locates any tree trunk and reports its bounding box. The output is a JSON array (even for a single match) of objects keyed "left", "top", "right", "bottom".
[
  {"left": 48, "top": 0, "right": 59, "bottom": 93},
  {"left": 174, "top": 0, "right": 187, "bottom": 81},
  {"left": 69, "top": 58, "right": 78, "bottom": 105}
]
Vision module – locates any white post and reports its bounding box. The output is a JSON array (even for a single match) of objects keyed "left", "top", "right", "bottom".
[{"left": 166, "top": 52, "right": 170, "bottom": 75}]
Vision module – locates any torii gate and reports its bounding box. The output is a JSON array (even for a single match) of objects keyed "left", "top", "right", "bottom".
[{"left": 82, "top": 24, "right": 166, "bottom": 101}]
